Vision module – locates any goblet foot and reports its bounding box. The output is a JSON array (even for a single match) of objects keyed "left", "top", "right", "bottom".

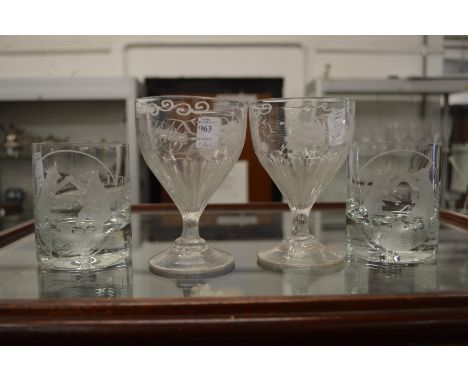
[
  {"left": 149, "top": 244, "right": 235, "bottom": 278},
  {"left": 257, "top": 235, "right": 344, "bottom": 272},
  {"left": 39, "top": 250, "right": 128, "bottom": 272}
]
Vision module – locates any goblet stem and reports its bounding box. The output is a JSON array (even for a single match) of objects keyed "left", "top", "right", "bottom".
[
  {"left": 290, "top": 206, "right": 312, "bottom": 241},
  {"left": 175, "top": 211, "right": 206, "bottom": 250}
]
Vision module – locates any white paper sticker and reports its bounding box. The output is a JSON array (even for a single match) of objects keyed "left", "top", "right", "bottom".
[
  {"left": 34, "top": 151, "right": 45, "bottom": 188},
  {"left": 328, "top": 112, "right": 345, "bottom": 146},
  {"left": 196, "top": 117, "right": 221, "bottom": 149}
]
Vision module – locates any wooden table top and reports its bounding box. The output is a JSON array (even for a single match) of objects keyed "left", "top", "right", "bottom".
[{"left": 1, "top": 203, "right": 467, "bottom": 345}]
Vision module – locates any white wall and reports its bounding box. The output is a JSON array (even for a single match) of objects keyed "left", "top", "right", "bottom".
[{"left": 0, "top": 35, "right": 444, "bottom": 81}]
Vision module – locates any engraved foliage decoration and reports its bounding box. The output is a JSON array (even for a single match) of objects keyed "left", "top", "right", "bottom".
[
  {"left": 136, "top": 99, "right": 243, "bottom": 156},
  {"left": 251, "top": 101, "right": 353, "bottom": 156}
]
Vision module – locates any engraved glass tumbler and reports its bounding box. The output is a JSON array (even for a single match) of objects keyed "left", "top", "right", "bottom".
[
  {"left": 136, "top": 96, "right": 247, "bottom": 277},
  {"left": 250, "top": 98, "right": 355, "bottom": 271},
  {"left": 346, "top": 142, "right": 441, "bottom": 265},
  {"left": 32, "top": 143, "right": 131, "bottom": 271}
]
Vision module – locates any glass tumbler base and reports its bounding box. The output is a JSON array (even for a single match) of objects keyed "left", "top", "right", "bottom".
[
  {"left": 39, "top": 250, "right": 129, "bottom": 272},
  {"left": 149, "top": 244, "right": 235, "bottom": 278},
  {"left": 257, "top": 236, "right": 344, "bottom": 272},
  {"left": 348, "top": 248, "right": 437, "bottom": 266}
]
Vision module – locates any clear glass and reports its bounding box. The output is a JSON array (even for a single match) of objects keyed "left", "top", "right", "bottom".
[
  {"left": 32, "top": 143, "right": 131, "bottom": 271},
  {"left": 249, "top": 97, "right": 355, "bottom": 271},
  {"left": 39, "top": 262, "right": 133, "bottom": 298},
  {"left": 136, "top": 95, "right": 247, "bottom": 277},
  {"left": 2, "top": 207, "right": 468, "bottom": 300},
  {"left": 346, "top": 142, "right": 441, "bottom": 265}
]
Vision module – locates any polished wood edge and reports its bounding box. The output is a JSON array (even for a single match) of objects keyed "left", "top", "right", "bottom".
[
  {"left": 440, "top": 209, "right": 468, "bottom": 231},
  {"left": 0, "top": 219, "right": 34, "bottom": 248},
  {"left": 131, "top": 202, "right": 346, "bottom": 212},
  {"left": 1, "top": 292, "right": 468, "bottom": 316}
]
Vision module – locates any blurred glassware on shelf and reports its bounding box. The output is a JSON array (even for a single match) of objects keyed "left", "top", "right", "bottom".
[
  {"left": 1, "top": 124, "right": 24, "bottom": 158},
  {"left": 37, "top": 134, "right": 69, "bottom": 143},
  {"left": 0, "top": 123, "right": 69, "bottom": 160},
  {"left": 355, "top": 120, "right": 440, "bottom": 144},
  {"left": 4, "top": 188, "right": 25, "bottom": 205}
]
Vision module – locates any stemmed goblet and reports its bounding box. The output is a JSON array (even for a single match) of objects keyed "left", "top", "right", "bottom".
[
  {"left": 250, "top": 98, "right": 355, "bottom": 271},
  {"left": 136, "top": 96, "right": 247, "bottom": 277}
]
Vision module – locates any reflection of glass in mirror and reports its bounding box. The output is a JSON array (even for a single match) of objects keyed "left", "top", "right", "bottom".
[
  {"left": 38, "top": 261, "right": 133, "bottom": 299},
  {"left": 175, "top": 278, "right": 207, "bottom": 298},
  {"left": 283, "top": 265, "right": 345, "bottom": 296},
  {"left": 283, "top": 271, "right": 315, "bottom": 295},
  {"left": 345, "top": 260, "right": 436, "bottom": 295}
]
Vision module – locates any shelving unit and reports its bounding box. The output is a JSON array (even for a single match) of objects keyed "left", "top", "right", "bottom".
[
  {"left": 0, "top": 77, "right": 143, "bottom": 203},
  {"left": 306, "top": 77, "right": 468, "bottom": 135},
  {"left": 307, "top": 77, "right": 468, "bottom": 208},
  {"left": 306, "top": 78, "right": 468, "bottom": 96}
]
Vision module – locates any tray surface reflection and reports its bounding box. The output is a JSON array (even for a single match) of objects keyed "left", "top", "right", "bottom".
[{"left": 0, "top": 206, "right": 467, "bottom": 300}]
